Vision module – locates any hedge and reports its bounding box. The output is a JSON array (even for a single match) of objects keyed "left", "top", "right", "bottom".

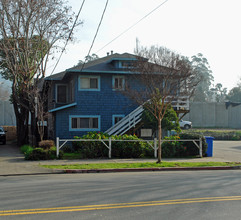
[
  {"left": 73, "top": 132, "right": 149, "bottom": 158},
  {"left": 72, "top": 132, "right": 207, "bottom": 158}
]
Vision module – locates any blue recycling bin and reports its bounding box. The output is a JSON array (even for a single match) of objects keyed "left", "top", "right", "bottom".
[{"left": 205, "top": 136, "right": 214, "bottom": 157}]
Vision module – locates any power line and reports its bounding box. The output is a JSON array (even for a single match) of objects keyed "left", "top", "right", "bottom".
[
  {"left": 80, "top": 0, "right": 109, "bottom": 72},
  {"left": 50, "top": 0, "right": 86, "bottom": 75},
  {"left": 95, "top": 0, "right": 169, "bottom": 54}
]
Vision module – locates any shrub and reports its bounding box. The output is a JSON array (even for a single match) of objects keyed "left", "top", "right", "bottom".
[
  {"left": 179, "top": 133, "right": 207, "bottom": 157},
  {"left": 73, "top": 132, "right": 109, "bottom": 156},
  {"left": 28, "top": 148, "right": 48, "bottom": 160},
  {"left": 38, "top": 140, "right": 55, "bottom": 150},
  {"left": 159, "top": 134, "right": 207, "bottom": 157},
  {"left": 61, "top": 145, "right": 74, "bottom": 153},
  {"left": 73, "top": 132, "right": 150, "bottom": 158},
  {"left": 48, "top": 146, "right": 63, "bottom": 159},
  {"left": 162, "top": 136, "right": 181, "bottom": 158},
  {"left": 20, "top": 145, "right": 34, "bottom": 160},
  {"left": 111, "top": 134, "right": 146, "bottom": 158},
  {"left": 73, "top": 132, "right": 109, "bottom": 158},
  {"left": 183, "top": 129, "right": 241, "bottom": 141},
  {"left": 142, "top": 144, "right": 154, "bottom": 158},
  {"left": 25, "top": 146, "right": 63, "bottom": 160},
  {"left": 20, "top": 145, "right": 33, "bottom": 154}
]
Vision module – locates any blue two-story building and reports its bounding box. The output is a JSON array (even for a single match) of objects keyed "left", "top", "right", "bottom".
[
  {"left": 45, "top": 53, "right": 144, "bottom": 139},
  {"left": 45, "top": 52, "right": 189, "bottom": 140}
]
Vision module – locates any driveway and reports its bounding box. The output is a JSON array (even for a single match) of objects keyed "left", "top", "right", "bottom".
[
  {"left": 212, "top": 141, "right": 241, "bottom": 162},
  {"left": 0, "top": 143, "right": 53, "bottom": 175},
  {"left": 1, "top": 141, "right": 241, "bottom": 175}
]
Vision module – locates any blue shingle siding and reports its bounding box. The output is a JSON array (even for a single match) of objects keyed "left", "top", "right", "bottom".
[{"left": 54, "top": 73, "right": 138, "bottom": 139}]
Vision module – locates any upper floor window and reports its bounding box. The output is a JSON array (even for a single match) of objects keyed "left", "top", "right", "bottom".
[
  {"left": 121, "top": 61, "right": 133, "bottom": 68},
  {"left": 56, "top": 84, "right": 68, "bottom": 103},
  {"left": 113, "top": 76, "right": 125, "bottom": 90},
  {"left": 79, "top": 75, "right": 100, "bottom": 91}
]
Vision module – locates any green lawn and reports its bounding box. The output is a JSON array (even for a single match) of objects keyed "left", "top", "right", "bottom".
[{"left": 41, "top": 162, "right": 241, "bottom": 170}]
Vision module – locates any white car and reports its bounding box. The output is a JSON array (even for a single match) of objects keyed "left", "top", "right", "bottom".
[{"left": 179, "top": 119, "right": 192, "bottom": 129}]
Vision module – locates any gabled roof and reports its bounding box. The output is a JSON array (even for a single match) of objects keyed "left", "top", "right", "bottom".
[{"left": 45, "top": 53, "right": 139, "bottom": 81}]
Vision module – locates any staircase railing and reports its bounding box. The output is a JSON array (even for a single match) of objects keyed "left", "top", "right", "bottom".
[
  {"left": 105, "top": 96, "right": 189, "bottom": 136},
  {"left": 105, "top": 105, "right": 144, "bottom": 136}
]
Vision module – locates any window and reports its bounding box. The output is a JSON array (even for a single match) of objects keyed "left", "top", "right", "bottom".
[
  {"left": 121, "top": 61, "right": 133, "bottom": 68},
  {"left": 70, "top": 116, "right": 100, "bottom": 131},
  {"left": 79, "top": 76, "right": 100, "bottom": 91},
  {"left": 113, "top": 76, "right": 125, "bottom": 90},
  {"left": 56, "top": 84, "right": 68, "bottom": 103},
  {"left": 112, "top": 115, "right": 125, "bottom": 126}
]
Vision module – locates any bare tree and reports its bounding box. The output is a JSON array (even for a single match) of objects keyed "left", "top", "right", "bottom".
[
  {"left": 0, "top": 0, "right": 82, "bottom": 146},
  {"left": 124, "top": 45, "right": 199, "bottom": 162}
]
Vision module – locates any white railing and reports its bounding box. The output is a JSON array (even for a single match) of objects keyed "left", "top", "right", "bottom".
[
  {"left": 166, "top": 96, "right": 189, "bottom": 110},
  {"left": 56, "top": 137, "right": 203, "bottom": 158},
  {"left": 105, "top": 96, "right": 189, "bottom": 136},
  {"left": 56, "top": 137, "right": 158, "bottom": 158},
  {"left": 105, "top": 105, "right": 144, "bottom": 136}
]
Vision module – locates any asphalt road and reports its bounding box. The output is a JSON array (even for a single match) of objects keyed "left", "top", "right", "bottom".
[
  {"left": 1, "top": 140, "right": 241, "bottom": 176},
  {"left": 1, "top": 171, "right": 241, "bottom": 219}
]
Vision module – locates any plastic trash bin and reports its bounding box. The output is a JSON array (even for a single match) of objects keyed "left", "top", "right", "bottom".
[{"left": 205, "top": 136, "right": 214, "bottom": 157}]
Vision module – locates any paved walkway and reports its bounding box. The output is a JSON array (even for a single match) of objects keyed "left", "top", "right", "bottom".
[{"left": 1, "top": 141, "right": 241, "bottom": 175}]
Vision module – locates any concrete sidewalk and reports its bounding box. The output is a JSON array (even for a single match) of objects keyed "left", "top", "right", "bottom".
[{"left": 1, "top": 141, "right": 241, "bottom": 176}]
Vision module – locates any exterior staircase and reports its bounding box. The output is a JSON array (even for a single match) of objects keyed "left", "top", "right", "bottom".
[
  {"left": 105, "top": 105, "right": 144, "bottom": 136},
  {"left": 105, "top": 96, "right": 189, "bottom": 136}
]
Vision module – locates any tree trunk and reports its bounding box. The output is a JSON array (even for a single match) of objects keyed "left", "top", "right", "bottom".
[
  {"left": 157, "top": 118, "right": 162, "bottom": 163},
  {"left": 13, "top": 100, "right": 29, "bottom": 147}
]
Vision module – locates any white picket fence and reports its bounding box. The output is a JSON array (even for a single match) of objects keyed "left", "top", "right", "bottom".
[{"left": 56, "top": 137, "right": 202, "bottom": 159}]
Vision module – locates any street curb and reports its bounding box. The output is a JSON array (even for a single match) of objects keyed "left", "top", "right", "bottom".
[
  {"left": 1, "top": 166, "right": 240, "bottom": 176},
  {"left": 62, "top": 166, "right": 241, "bottom": 174},
  {"left": 0, "top": 170, "right": 64, "bottom": 177}
]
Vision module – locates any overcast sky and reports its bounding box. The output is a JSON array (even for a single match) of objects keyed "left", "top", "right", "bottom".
[
  {"left": 47, "top": 0, "right": 240, "bottom": 91},
  {"left": 2, "top": 0, "right": 240, "bottom": 91}
]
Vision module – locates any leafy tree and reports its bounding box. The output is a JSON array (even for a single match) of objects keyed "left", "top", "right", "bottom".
[
  {"left": 77, "top": 54, "right": 99, "bottom": 65},
  {"left": 0, "top": 0, "right": 82, "bottom": 146},
  {"left": 191, "top": 53, "right": 214, "bottom": 102},
  {"left": 213, "top": 83, "right": 227, "bottom": 102},
  {"left": 225, "top": 78, "right": 241, "bottom": 103},
  {"left": 123, "top": 45, "right": 199, "bottom": 162},
  {"left": 141, "top": 105, "right": 181, "bottom": 133},
  {"left": 226, "top": 87, "right": 241, "bottom": 102}
]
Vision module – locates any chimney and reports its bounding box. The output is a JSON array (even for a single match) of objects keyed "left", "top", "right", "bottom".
[
  {"left": 111, "top": 50, "right": 113, "bottom": 55},
  {"left": 107, "top": 52, "right": 109, "bottom": 56}
]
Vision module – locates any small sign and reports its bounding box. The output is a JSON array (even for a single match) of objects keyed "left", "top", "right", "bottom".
[{"left": 141, "top": 129, "right": 152, "bottom": 137}]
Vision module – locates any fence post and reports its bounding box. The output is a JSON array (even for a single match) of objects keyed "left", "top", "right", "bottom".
[
  {"left": 56, "top": 137, "right": 59, "bottom": 158},
  {"left": 154, "top": 138, "right": 157, "bottom": 158},
  {"left": 109, "top": 138, "right": 112, "bottom": 159},
  {"left": 199, "top": 137, "right": 202, "bottom": 158}
]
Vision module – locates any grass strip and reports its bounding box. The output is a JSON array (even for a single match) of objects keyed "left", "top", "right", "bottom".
[{"left": 41, "top": 162, "right": 241, "bottom": 170}]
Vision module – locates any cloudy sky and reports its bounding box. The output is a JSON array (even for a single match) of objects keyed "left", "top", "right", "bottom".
[{"left": 2, "top": 0, "right": 240, "bottom": 91}]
